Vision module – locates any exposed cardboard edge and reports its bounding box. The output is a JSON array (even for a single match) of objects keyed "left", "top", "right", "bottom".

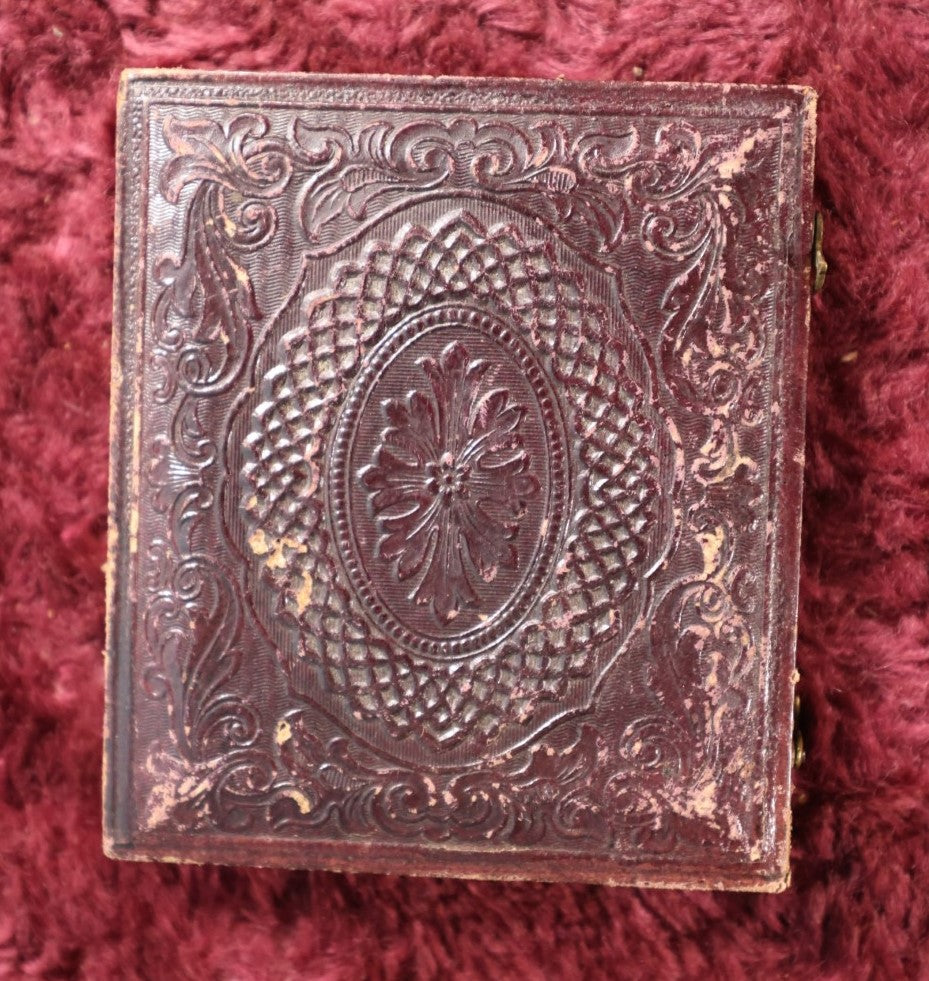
[
  {"left": 768, "top": 80, "right": 819, "bottom": 891},
  {"left": 105, "top": 836, "right": 792, "bottom": 892},
  {"left": 103, "top": 70, "right": 139, "bottom": 856},
  {"left": 102, "top": 73, "right": 126, "bottom": 855},
  {"left": 117, "top": 66, "right": 817, "bottom": 104}
]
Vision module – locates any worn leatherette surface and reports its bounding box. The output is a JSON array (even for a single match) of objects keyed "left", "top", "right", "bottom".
[{"left": 105, "top": 70, "right": 817, "bottom": 890}]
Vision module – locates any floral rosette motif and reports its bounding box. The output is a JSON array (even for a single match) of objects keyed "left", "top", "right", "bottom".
[{"left": 361, "top": 339, "right": 541, "bottom": 624}]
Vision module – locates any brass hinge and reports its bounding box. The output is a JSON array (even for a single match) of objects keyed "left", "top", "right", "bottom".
[
  {"left": 812, "top": 211, "right": 827, "bottom": 293},
  {"left": 793, "top": 693, "right": 805, "bottom": 768}
]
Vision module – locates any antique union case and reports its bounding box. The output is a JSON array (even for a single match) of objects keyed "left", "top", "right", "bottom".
[{"left": 106, "top": 70, "right": 817, "bottom": 890}]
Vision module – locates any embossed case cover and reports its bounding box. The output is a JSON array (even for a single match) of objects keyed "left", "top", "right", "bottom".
[{"left": 105, "top": 70, "right": 817, "bottom": 891}]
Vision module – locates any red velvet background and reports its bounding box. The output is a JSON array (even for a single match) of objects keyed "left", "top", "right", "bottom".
[{"left": 2, "top": 0, "right": 928, "bottom": 976}]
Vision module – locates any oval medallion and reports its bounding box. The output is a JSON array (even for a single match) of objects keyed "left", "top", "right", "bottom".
[{"left": 328, "top": 306, "right": 569, "bottom": 658}]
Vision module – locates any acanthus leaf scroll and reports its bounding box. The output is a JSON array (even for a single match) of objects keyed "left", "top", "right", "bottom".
[
  {"left": 290, "top": 116, "right": 639, "bottom": 263},
  {"left": 143, "top": 113, "right": 294, "bottom": 832}
]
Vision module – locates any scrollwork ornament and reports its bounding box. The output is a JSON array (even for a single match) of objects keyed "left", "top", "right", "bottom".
[
  {"left": 152, "top": 114, "right": 293, "bottom": 403},
  {"left": 604, "top": 459, "right": 764, "bottom": 855},
  {"left": 629, "top": 120, "right": 778, "bottom": 425},
  {"left": 143, "top": 113, "right": 295, "bottom": 831},
  {"left": 290, "top": 117, "right": 640, "bottom": 265},
  {"left": 268, "top": 711, "right": 613, "bottom": 847}
]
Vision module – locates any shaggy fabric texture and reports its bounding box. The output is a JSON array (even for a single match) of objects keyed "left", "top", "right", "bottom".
[{"left": 1, "top": 0, "right": 928, "bottom": 976}]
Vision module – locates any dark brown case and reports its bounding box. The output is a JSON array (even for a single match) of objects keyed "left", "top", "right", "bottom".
[{"left": 105, "top": 69, "right": 817, "bottom": 890}]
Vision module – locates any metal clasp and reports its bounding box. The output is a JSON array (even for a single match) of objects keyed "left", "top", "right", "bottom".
[{"left": 793, "top": 693, "right": 805, "bottom": 768}]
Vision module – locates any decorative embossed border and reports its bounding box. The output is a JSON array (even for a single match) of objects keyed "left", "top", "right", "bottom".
[{"left": 105, "top": 70, "right": 817, "bottom": 890}]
